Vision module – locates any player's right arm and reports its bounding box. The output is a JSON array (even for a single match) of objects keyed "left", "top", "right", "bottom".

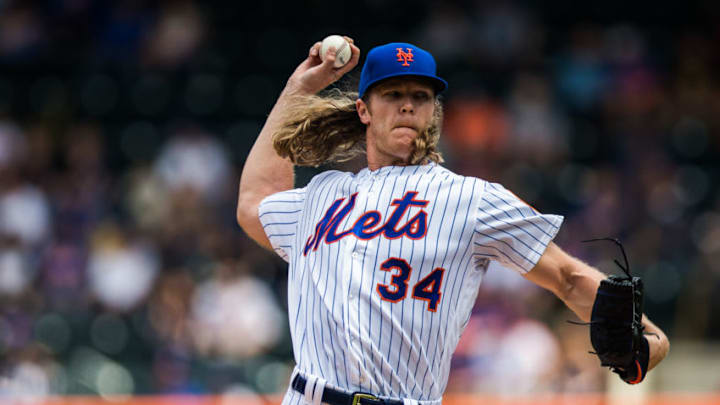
[{"left": 236, "top": 37, "right": 360, "bottom": 249}]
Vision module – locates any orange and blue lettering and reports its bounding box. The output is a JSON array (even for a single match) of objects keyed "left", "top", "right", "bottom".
[
  {"left": 303, "top": 191, "right": 429, "bottom": 256},
  {"left": 396, "top": 48, "right": 414, "bottom": 66}
]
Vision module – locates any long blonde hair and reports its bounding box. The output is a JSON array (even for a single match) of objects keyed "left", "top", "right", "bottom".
[{"left": 273, "top": 87, "right": 444, "bottom": 167}]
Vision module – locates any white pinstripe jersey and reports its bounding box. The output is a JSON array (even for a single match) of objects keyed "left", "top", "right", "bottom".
[{"left": 258, "top": 163, "right": 563, "bottom": 404}]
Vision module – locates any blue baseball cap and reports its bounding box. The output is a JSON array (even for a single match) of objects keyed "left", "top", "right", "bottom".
[{"left": 358, "top": 42, "right": 447, "bottom": 98}]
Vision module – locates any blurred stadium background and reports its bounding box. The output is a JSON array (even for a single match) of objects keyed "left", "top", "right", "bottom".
[{"left": 0, "top": 0, "right": 719, "bottom": 403}]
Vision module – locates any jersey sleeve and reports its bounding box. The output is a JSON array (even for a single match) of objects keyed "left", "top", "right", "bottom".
[
  {"left": 258, "top": 188, "right": 306, "bottom": 262},
  {"left": 473, "top": 181, "right": 564, "bottom": 274}
]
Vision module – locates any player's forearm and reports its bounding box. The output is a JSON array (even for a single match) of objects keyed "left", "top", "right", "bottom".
[
  {"left": 238, "top": 77, "right": 322, "bottom": 204},
  {"left": 236, "top": 84, "right": 307, "bottom": 244},
  {"left": 557, "top": 259, "right": 605, "bottom": 323},
  {"left": 525, "top": 244, "right": 605, "bottom": 322},
  {"left": 238, "top": 85, "right": 302, "bottom": 201},
  {"left": 642, "top": 316, "right": 669, "bottom": 371}
]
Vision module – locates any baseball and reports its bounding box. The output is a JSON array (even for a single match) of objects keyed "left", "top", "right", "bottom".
[{"left": 320, "top": 35, "right": 351, "bottom": 68}]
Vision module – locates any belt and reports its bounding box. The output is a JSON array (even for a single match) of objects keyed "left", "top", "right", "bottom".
[{"left": 291, "top": 374, "right": 405, "bottom": 405}]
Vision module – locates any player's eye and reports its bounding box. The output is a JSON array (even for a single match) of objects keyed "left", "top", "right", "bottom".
[
  {"left": 413, "top": 92, "right": 431, "bottom": 102},
  {"left": 382, "top": 89, "right": 402, "bottom": 99}
]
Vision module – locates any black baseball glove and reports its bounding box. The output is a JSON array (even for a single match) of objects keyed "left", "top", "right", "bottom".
[{"left": 580, "top": 238, "right": 651, "bottom": 384}]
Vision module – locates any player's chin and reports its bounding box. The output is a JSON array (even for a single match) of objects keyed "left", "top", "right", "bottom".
[{"left": 388, "top": 144, "right": 414, "bottom": 164}]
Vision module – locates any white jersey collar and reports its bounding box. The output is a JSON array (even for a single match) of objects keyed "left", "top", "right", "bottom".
[{"left": 357, "top": 162, "right": 437, "bottom": 179}]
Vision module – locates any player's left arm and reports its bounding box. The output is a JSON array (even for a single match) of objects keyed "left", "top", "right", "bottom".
[{"left": 523, "top": 242, "right": 670, "bottom": 371}]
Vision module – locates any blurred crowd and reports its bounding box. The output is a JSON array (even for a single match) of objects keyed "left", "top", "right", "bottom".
[{"left": 1, "top": 0, "right": 720, "bottom": 400}]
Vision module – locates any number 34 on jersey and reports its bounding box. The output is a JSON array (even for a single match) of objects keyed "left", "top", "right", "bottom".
[{"left": 376, "top": 257, "right": 445, "bottom": 312}]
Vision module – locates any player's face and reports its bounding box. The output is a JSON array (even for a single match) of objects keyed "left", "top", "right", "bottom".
[{"left": 357, "top": 78, "right": 436, "bottom": 168}]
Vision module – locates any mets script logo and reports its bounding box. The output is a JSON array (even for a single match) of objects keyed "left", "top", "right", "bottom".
[
  {"left": 396, "top": 48, "right": 414, "bottom": 66},
  {"left": 303, "top": 191, "right": 429, "bottom": 256}
]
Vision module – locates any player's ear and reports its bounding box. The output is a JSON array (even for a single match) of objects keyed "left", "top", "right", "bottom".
[{"left": 356, "top": 98, "right": 371, "bottom": 125}]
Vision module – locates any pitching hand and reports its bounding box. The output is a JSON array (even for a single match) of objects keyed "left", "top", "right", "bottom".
[{"left": 286, "top": 36, "right": 360, "bottom": 95}]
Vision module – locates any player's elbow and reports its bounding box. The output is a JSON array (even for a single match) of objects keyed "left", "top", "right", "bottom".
[
  {"left": 236, "top": 192, "right": 258, "bottom": 231},
  {"left": 555, "top": 264, "right": 581, "bottom": 302},
  {"left": 236, "top": 194, "right": 273, "bottom": 250},
  {"left": 555, "top": 264, "right": 596, "bottom": 315},
  {"left": 236, "top": 203, "right": 247, "bottom": 229}
]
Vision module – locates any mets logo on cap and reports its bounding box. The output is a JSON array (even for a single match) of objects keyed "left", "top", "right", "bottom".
[{"left": 396, "top": 48, "right": 414, "bottom": 66}]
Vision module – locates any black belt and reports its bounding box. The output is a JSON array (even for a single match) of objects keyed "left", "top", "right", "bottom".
[{"left": 291, "top": 374, "right": 405, "bottom": 405}]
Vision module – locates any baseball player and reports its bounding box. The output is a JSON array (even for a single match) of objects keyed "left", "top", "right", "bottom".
[{"left": 236, "top": 37, "right": 669, "bottom": 405}]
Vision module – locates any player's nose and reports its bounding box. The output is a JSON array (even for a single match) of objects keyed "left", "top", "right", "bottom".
[{"left": 400, "top": 101, "right": 414, "bottom": 113}]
